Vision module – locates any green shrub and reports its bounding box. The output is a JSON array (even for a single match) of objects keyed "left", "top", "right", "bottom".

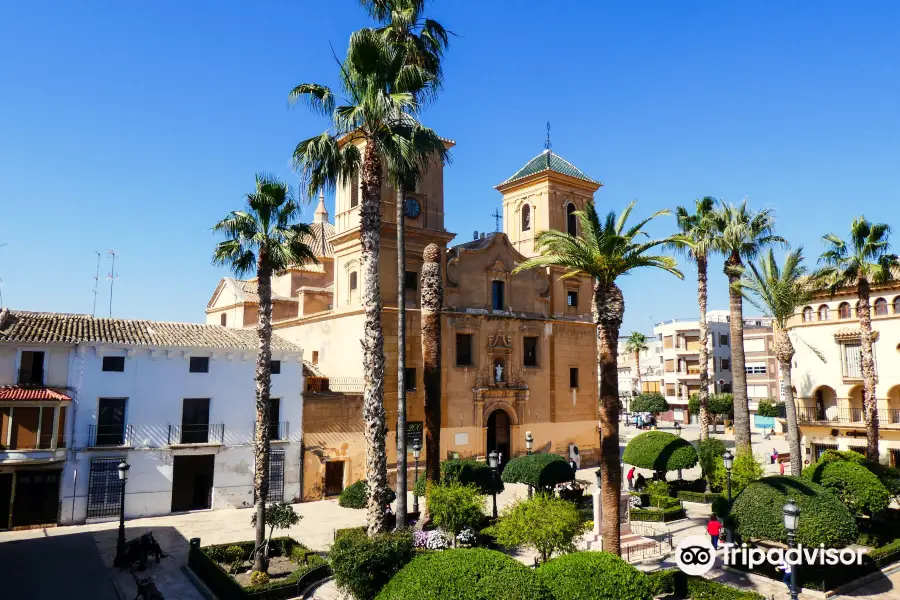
[
  {"left": 631, "top": 392, "right": 669, "bottom": 415},
  {"left": 756, "top": 399, "right": 783, "bottom": 418},
  {"left": 730, "top": 476, "right": 857, "bottom": 548},
  {"left": 803, "top": 458, "right": 890, "bottom": 516},
  {"left": 645, "top": 479, "right": 669, "bottom": 500},
  {"left": 375, "top": 548, "right": 550, "bottom": 600},
  {"left": 712, "top": 453, "right": 764, "bottom": 496},
  {"left": 819, "top": 449, "right": 866, "bottom": 464},
  {"left": 339, "top": 480, "right": 397, "bottom": 509},
  {"left": 413, "top": 459, "right": 505, "bottom": 497},
  {"left": 696, "top": 437, "right": 726, "bottom": 491},
  {"left": 711, "top": 495, "right": 730, "bottom": 518},
  {"left": 223, "top": 545, "right": 244, "bottom": 574},
  {"left": 330, "top": 529, "right": 413, "bottom": 599},
  {"left": 412, "top": 475, "right": 426, "bottom": 498},
  {"left": 249, "top": 570, "right": 269, "bottom": 586},
  {"left": 667, "top": 478, "right": 708, "bottom": 495},
  {"left": 536, "top": 551, "right": 652, "bottom": 600},
  {"left": 487, "top": 494, "right": 586, "bottom": 564},
  {"left": 623, "top": 431, "right": 699, "bottom": 475},
  {"left": 501, "top": 453, "right": 574, "bottom": 490},
  {"left": 630, "top": 505, "right": 686, "bottom": 522},
  {"left": 647, "top": 568, "right": 678, "bottom": 596},
  {"left": 427, "top": 481, "right": 485, "bottom": 546},
  {"left": 866, "top": 462, "right": 900, "bottom": 504},
  {"left": 688, "top": 393, "right": 735, "bottom": 418},
  {"left": 678, "top": 491, "right": 724, "bottom": 504},
  {"left": 686, "top": 576, "right": 765, "bottom": 600}
]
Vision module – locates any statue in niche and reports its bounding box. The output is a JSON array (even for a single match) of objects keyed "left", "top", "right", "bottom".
[{"left": 494, "top": 362, "right": 503, "bottom": 383}]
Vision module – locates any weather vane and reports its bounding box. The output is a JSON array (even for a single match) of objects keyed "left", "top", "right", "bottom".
[{"left": 545, "top": 121, "right": 552, "bottom": 151}]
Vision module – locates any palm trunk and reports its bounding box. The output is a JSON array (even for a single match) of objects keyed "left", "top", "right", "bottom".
[
  {"left": 253, "top": 260, "right": 273, "bottom": 573},
  {"left": 421, "top": 244, "right": 442, "bottom": 490},
  {"left": 634, "top": 351, "right": 641, "bottom": 396},
  {"left": 857, "top": 279, "right": 880, "bottom": 462},
  {"left": 726, "top": 254, "right": 752, "bottom": 455},
  {"left": 395, "top": 185, "right": 407, "bottom": 528},
  {"left": 697, "top": 255, "right": 710, "bottom": 441},
  {"left": 775, "top": 325, "right": 801, "bottom": 476},
  {"left": 361, "top": 139, "right": 390, "bottom": 535},
  {"left": 593, "top": 281, "right": 623, "bottom": 556}
]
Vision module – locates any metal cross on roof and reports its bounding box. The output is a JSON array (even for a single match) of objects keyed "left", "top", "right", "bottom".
[{"left": 490, "top": 207, "right": 502, "bottom": 232}]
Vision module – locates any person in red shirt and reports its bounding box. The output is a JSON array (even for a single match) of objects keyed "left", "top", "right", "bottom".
[
  {"left": 779, "top": 461, "right": 785, "bottom": 475},
  {"left": 626, "top": 466, "right": 635, "bottom": 490},
  {"left": 707, "top": 515, "right": 722, "bottom": 549}
]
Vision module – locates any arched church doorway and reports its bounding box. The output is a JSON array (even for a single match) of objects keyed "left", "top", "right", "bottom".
[{"left": 487, "top": 410, "right": 511, "bottom": 470}]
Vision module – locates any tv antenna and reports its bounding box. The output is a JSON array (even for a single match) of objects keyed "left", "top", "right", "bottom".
[
  {"left": 0, "top": 277, "right": 4, "bottom": 309},
  {"left": 92, "top": 251, "right": 101, "bottom": 316},
  {"left": 106, "top": 250, "right": 118, "bottom": 318}
]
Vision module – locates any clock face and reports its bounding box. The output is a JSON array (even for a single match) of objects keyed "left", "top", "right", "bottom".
[{"left": 404, "top": 197, "right": 421, "bottom": 218}]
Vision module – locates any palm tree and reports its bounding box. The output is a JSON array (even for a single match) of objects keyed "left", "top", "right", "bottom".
[
  {"left": 819, "top": 218, "right": 900, "bottom": 462},
  {"left": 742, "top": 249, "right": 822, "bottom": 476},
  {"left": 291, "top": 28, "right": 438, "bottom": 534},
  {"left": 212, "top": 174, "right": 317, "bottom": 572},
  {"left": 623, "top": 331, "right": 648, "bottom": 399},
  {"left": 420, "top": 243, "right": 442, "bottom": 500},
  {"left": 672, "top": 197, "right": 717, "bottom": 440},
  {"left": 514, "top": 201, "right": 683, "bottom": 556},
  {"left": 710, "top": 201, "right": 786, "bottom": 455},
  {"left": 364, "top": 0, "right": 452, "bottom": 528}
]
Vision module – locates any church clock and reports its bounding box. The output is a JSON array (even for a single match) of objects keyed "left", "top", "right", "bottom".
[{"left": 404, "top": 197, "right": 421, "bottom": 218}]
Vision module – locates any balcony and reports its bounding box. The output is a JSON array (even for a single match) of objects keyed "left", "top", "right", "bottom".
[
  {"left": 88, "top": 424, "right": 133, "bottom": 448},
  {"left": 252, "top": 421, "right": 290, "bottom": 442},
  {"left": 168, "top": 423, "right": 225, "bottom": 445},
  {"left": 305, "top": 377, "right": 364, "bottom": 394},
  {"left": 794, "top": 407, "right": 898, "bottom": 425}
]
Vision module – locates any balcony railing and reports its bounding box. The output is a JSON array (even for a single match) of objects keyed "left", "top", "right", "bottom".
[
  {"left": 797, "top": 407, "right": 867, "bottom": 425},
  {"left": 16, "top": 368, "right": 44, "bottom": 386},
  {"left": 252, "top": 421, "right": 290, "bottom": 442},
  {"left": 305, "top": 377, "right": 365, "bottom": 394},
  {"left": 88, "top": 424, "right": 132, "bottom": 447},
  {"left": 168, "top": 423, "right": 224, "bottom": 445}
]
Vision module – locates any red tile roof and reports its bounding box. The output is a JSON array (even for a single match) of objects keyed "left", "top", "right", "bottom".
[{"left": 0, "top": 387, "right": 71, "bottom": 401}]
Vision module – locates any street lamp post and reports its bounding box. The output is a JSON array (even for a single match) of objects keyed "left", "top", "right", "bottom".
[
  {"left": 525, "top": 431, "right": 534, "bottom": 499},
  {"left": 783, "top": 500, "right": 801, "bottom": 600},
  {"left": 113, "top": 461, "right": 130, "bottom": 567},
  {"left": 412, "top": 439, "right": 421, "bottom": 514},
  {"left": 723, "top": 450, "right": 734, "bottom": 544},
  {"left": 674, "top": 422, "right": 683, "bottom": 478},
  {"left": 488, "top": 451, "right": 499, "bottom": 519}
]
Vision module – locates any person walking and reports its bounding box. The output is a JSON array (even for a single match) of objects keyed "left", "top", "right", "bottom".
[
  {"left": 779, "top": 460, "right": 785, "bottom": 475},
  {"left": 627, "top": 466, "right": 635, "bottom": 490},
  {"left": 706, "top": 515, "right": 722, "bottom": 549},
  {"left": 776, "top": 557, "right": 792, "bottom": 589}
]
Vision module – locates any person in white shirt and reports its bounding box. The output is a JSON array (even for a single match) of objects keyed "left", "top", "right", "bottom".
[{"left": 776, "top": 558, "right": 792, "bottom": 589}]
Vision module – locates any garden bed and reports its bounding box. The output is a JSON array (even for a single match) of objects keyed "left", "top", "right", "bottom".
[
  {"left": 631, "top": 505, "right": 686, "bottom": 523},
  {"left": 677, "top": 490, "right": 724, "bottom": 504},
  {"left": 187, "top": 537, "right": 330, "bottom": 600}
]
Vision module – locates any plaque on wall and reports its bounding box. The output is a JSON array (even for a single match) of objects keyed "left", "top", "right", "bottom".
[{"left": 454, "top": 432, "right": 469, "bottom": 446}]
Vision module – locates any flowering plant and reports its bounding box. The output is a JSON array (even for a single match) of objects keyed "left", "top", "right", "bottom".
[
  {"left": 555, "top": 480, "right": 586, "bottom": 492},
  {"left": 425, "top": 529, "right": 452, "bottom": 550},
  {"left": 629, "top": 495, "right": 643, "bottom": 509},
  {"left": 456, "top": 527, "right": 476, "bottom": 546}
]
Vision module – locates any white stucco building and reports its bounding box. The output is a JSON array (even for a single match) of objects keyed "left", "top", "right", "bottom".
[{"left": 0, "top": 309, "right": 304, "bottom": 529}]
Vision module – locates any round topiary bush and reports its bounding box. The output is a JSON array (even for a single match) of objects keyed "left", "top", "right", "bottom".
[
  {"left": 630, "top": 392, "right": 669, "bottom": 415},
  {"left": 730, "top": 476, "right": 858, "bottom": 548},
  {"left": 802, "top": 458, "right": 890, "bottom": 516},
  {"left": 536, "top": 551, "right": 652, "bottom": 600},
  {"left": 375, "top": 548, "right": 551, "bottom": 600},
  {"left": 622, "top": 431, "right": 699, "bottom": 475},
  {"left": 339, "top": 479, "right": 397, "bottom": 509},
  {"left": 501, "top": 453, "right": 574, "bottom": 490}
]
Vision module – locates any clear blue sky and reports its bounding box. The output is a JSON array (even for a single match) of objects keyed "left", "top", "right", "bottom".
[{"left": 1, "top": 1, "right": 898, "bottom": 334}]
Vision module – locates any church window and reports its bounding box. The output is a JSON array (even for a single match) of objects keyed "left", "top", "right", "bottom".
[
  {"left": 220, "top": 313, "right": 227, "bottom": 326},
  {"left": 456, "top": 334, "right": 473, "bottom": 366},
  {"left": 566, "top": 203, "right": 577, "bottom": 236},
  {"left": 521, "top": 204, "right": 531, "bottom": 232},
  {"left": 524, "top": 336, "right": 538, "bottom": 367},
  {"left": 567, "top": 290, "right": 578, "bottom": 308},
  {"left": 350, "top": 173, "right": 359, "bottom": 208},
  {"left": 350, "top": 271, "right": 358, "bottom": 291},
  {"left": 492, "top": 280, "right": 505, "bottom": 311}
]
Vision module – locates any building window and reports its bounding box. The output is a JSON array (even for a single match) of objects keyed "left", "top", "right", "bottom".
[
  {"left": 405, "top": 271, "right": 418, "bottom": 291},
  {"left": 524, "top": 336, "right": 538, "bottom": 367},
  {"left": 521, "top": 204, "right": 531, "bottom": 231},
  {"left": 96, "top": 398, "right": 126, "bottom": 446},
  {"left": 567, "top": 290, "right": 578, "bottom": 308},
  {"left": 875, "top": 298, "right": 888, "bottom": 316},
  {"left": 18, "top": 350, "right": 44, "bottom": 385},
  {"left": 350, "top": 173, "right": 359, "bottom": 208},
  {"left": 566, "top": 203, "right": 577, "bottom": 236},
  {"left": 492, "top": 280, "right": 505, "bottom": 311},
  {"left": 350, "top": 271, "right": 358, "bottom": 291},
  {"left": 721, "top": 359, "right": 730, "bottom": 371},
  {"left": 569, "top": 367, "right": 579, "bottom": 388},
  {"left": 456, "top": 333, "right": 473, "bottom": 366},
  {"left": 102, "top": 356, "right": 125, "bottom": 372},
  {"left": 719, "top": 334, "right": 729, "bottom": 346},
  {"left": 842, "top": 341, "right": 863, "bottom": 379},
  {"left": 270, "top": 360, "right": 281, "bottom": 375},
  {"left": 818, "top": 305, "right": 830, "bottom": 321},
  {"left": 181, "top": 398, "right": 211, "bottom": 444},
  {"left": 745, "top": 362, "right": 767, "bottom": 375},
  {"left": 747, "top": 385, "right": 770, "bottom": 398},
  {"left": 894, "top": 296, "right": 900, "bottom": 314},
  {"left": 220, "top": 313, "right": 227, "bottom": 326},
  {"left": 267, "top": 397, "right": 281, "bottom": 440},
  {"left": 189, "top": 357, "right": 210, "bottom": 373},
  {"left": 802, "top": 306, "right": 813, "bottom": 322},
  {"left": 839, "top": 302, "right": 851, "bottom": 319},
  {"left": 404, "top": 368, "right": 416, "bottom": 391},
  {"left": 311, "top": 351, "right": 319, "bottom": 365}
]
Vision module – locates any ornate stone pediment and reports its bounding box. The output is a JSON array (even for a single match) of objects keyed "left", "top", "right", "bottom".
[{"left": 488, "top": 331, "right": 512, "bottom": 349}]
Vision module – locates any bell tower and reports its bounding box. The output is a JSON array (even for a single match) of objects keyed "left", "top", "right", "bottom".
[{"left": 494, "top": 126, "right": 601, "bottom": 258}]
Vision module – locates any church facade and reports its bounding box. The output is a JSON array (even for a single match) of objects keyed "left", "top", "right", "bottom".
[{"left": 206, "top": 141, "right": 602, "bottom": 501}]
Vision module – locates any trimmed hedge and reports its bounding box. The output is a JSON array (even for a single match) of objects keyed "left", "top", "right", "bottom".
[
  {"left": 536, "top": 551, "right": 652, "bottom": 600},
  {"left": 375, "top": 548, "right": 550, "bottom": 600},
  {"left": 730, "top": 476, "right": 857, "bottom": 548},
  {"left": 413, "top": 458, "right": 505, "bottom": 497},
  {"left": 339, "top": 480, "right": 397, "bottom": 509},
  {"left": 667, "top": 478, "right": 707, "bottom": 495},
  {"left": 330, "top": 529, "right": 413, "bottom": 600},
  {"left": 646, "top": 569, "right": 764, "bottom": 600},
  {"left": 677, "top": 491, "right": 724, "bottom": 504},
  {"left": 803, "top": 458, "right": 890, "bottom": 516},
  {"left": 623, "top": 431, "right": 699, "bottom": 473},
  {"left": 501, "top": 453, "right": 574, "bottom": 489},
  {"left": 630, "top": 506, "right": 686, "bottom": 522}
]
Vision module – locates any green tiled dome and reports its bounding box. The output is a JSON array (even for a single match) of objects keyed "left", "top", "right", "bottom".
[{"left": 498, "top": 149, "right": 598, "bottom": 186}]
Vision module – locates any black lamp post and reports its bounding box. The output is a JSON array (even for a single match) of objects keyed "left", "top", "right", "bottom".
[
  {"left": 783, "top": 500, "right": 800, "bottom": 600},
  {"left": 488, "top": 450, "right": 499, "bottom": 519},
  {"left": 525, "top": 431, "right": 534, "bottom": 499},
  {"left": 113, "top": 460, "right": 130, "bottom": 567},
  {"left": 723, "top": 450, "right": 734, "bottom": 544},
  {"left": 412, "top": 439, "right": 421, "bottom": 514}
]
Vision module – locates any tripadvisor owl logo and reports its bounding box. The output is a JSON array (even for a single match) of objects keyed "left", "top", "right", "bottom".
[{"left": 675, "top": 536, "right": 716, "bottom": 576}]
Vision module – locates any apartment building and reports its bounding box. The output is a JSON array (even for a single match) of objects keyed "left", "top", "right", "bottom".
[
  {"left": 0, "top": 309, "right": 304, "bottom": 529},
  {"left": 617, "top": 336, "right": 663, "bottom": 411}
]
